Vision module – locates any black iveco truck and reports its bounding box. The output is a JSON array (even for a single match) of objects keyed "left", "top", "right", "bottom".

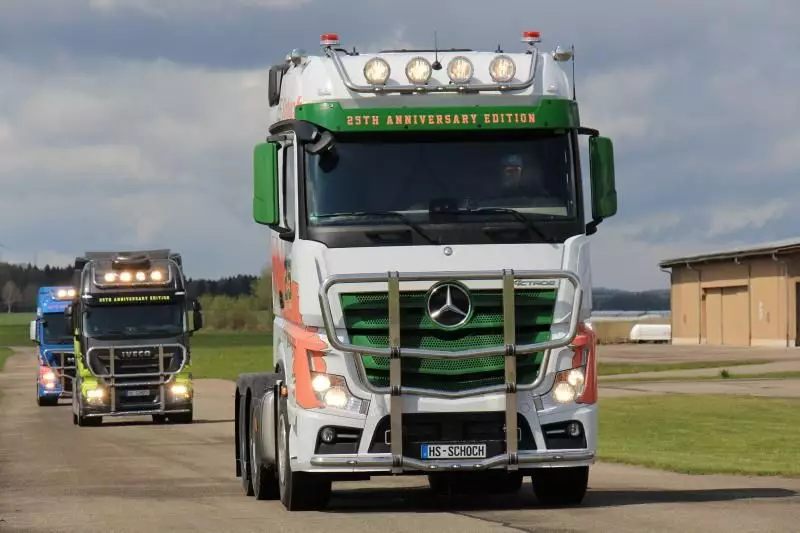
[{"left": 64, "top": 249, "right": 203, "bottom": 426}]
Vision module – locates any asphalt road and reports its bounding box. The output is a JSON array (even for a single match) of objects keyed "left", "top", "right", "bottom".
[{"left": 2, "top": 347, "right": 800, "bottom": 533}]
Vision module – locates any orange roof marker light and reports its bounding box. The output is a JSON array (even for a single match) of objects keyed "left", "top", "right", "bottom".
[
  {"left": 521, "top": 30, "right": 541, "bottom": 44},
  {"left": 320, "top": 33, "right": 340, "bottom": 47}
]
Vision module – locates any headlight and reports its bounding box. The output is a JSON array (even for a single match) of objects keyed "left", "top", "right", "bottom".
[
  {"left": 42, "top": 370, "right": 56, "bottom": 382},
  {"left": 405, "top": 57, "right": 432, "bottom": 85},
  {"left": 171, "top": 384, "right": 189, "bottom": 396},
  {"left": 363, "top": 57, "right": 390, "bottom": 85},
  {"left": 86, "top": 388, "right": 104, "bottom": 399},
  {"left": 489, "top": 55, "right": 516, "bottom": 83},
  {"left": 551, "top": 366, "right": 586, "bottom": 404},
  {"left": 447, "top": 56, "right": 473, "bottom": 84},
  {"left": 309, "top": 371, "right": 364, "bottom": 413}
]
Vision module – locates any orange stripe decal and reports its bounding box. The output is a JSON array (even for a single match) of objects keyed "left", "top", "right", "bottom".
[{"left": 285, "top": 322, "right": 327, "bottom": 409}]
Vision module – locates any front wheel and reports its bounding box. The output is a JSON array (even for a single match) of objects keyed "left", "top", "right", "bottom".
[
  {"left": 530, "top": 466, "right": 589, "bottom": 506},
  {"left": 169, "top": 409, "right": 193, "bottom": 424},
  {"left": 277, "top": 405, "right": 331, "bottom": 510},
  {"left": 37, "top": 393, "right": 59, "bottom": 407}
]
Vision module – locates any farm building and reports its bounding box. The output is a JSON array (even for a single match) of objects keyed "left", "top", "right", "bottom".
[{"left": 659, "top": 238, "right": 800, "bottom": 347}]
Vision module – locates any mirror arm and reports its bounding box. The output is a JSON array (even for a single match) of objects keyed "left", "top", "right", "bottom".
[
  {"left": 577, "top": 126, "right": 599, "bottom": 137},
  {"left": 278, "top": 229, "right": 296, "bottom": 242},
  {"left": 585, "top": 218, "right": 602, "bottom": 235}
]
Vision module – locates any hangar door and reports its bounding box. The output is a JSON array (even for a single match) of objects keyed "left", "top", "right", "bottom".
[{"left": 702, "top": 286, "right": 750, "bottom": 346}]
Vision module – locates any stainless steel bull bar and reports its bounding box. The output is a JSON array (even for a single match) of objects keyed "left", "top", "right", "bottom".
[
  {"left": 318, "top": 269, "right": 583, "bottom": 473},
  {"left": 42, "top": 349, "right": 76, "bottom": 395},
  {"left": 84, "top": 344, "right": 188, "bottom": 413}
]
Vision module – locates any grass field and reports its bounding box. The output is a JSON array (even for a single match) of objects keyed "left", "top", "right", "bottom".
[
  {"left": 189, "top": 331, "right": 273, "bottom": 381},
  {"left": 0, "top": 313, "right": 34, "bottom": 347},
  {"left": 598, "top": 394, "right": 800, "bottom": 477},
  {"left": 598, "top": 359, "right": 775, "bottom": 376},
  {"left": 604, "top": 371, "right": 800, "bottom": 383},
  {"left": 0, "top": 347, "right": 12, "bottom": 372}
]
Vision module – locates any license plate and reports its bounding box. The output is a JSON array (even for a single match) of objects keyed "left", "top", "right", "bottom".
[
  {"left": 421, "top": 443, "right": 487, "bottom": 460},
  {"left": 126, "top": 390, "right": 150, "bottom": 397}
]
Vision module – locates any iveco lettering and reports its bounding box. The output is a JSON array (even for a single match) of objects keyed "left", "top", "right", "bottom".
[
  {"left": 234, "top": 30, "right": 618, "bottom": 511},
  {"left": 63, "top": 249, "right": 204, "bottom": 426}
]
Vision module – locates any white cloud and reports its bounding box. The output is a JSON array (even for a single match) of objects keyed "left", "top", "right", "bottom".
[
  {"left": 87, "top": 0, "right": 311, "bottom": 15},
  {"left": 0, "top": 57, "right": 269, "bottom": 277},
  {"left": 706, "top": 199, "right": 791, "bottom": 238}
]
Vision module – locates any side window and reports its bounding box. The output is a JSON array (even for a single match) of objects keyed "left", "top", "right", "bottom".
[{"left": 282, "top": 143, "right": 296, "bottom": 230}]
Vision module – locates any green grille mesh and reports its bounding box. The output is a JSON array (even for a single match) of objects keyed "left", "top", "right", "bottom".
[{"left": 339, "top": 289, "right": 557, "bottom": 392}]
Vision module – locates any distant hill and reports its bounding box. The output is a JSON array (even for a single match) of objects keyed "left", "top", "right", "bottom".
[
  {"left": 592, "top": 287, "right": 670, "bottom": 312},
  {"left": 0, "top": 261, "right": 670, "bottom": 313}
]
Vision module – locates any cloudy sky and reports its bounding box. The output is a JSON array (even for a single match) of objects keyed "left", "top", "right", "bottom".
[{"left": 0, "top": 0, "right": 797, "bottom": 290}]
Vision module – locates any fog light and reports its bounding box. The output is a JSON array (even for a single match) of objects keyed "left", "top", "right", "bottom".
[
  {"left": 567, "top": 422, "right": 581, "bottom": 437},
  {"left": 320, "top": 427, "right": 336, "bottom": 444},
  {"left": 45, "top": 382, "right": 56, "bottom": 389}
]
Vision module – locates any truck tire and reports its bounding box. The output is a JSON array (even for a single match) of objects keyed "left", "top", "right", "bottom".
[
  {"left": 237, "top": 372, "right": 280, "bottom": 497},
  {"left": 249, "top": 400, "right": 279, "bottom": 500},
  {"left": 277, "top": 405, "right": 331, "bottom": 510},
  {"left": 73, "top": 379, "right": 101, "bottom": 427},
  {"left": 37, "top": 394, "right": 59, "bottom": 407},
  {"left": 168, "top": 409, "right": 193, "bottom": 424},
  {"left": 238, "top": 395, "right": 254, "bottom": 496},
  {"left": 77, "top": 411, "right": 102, "bottom": 427},
  {"left": 531, "top": 466, "right": 589, "bottom": 506}
]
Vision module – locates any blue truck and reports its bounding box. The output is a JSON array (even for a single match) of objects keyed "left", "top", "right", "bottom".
[{"left": 30, "top": 286, "right": 77, "bottom": 406}]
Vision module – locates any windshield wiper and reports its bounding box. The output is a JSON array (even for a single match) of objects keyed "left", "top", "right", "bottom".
[
  {"left": 313, "top": 211, "right": 438, "bottom": 244},
  {"left": 447, "top": 207, "right": 552, "bottom": 242}
]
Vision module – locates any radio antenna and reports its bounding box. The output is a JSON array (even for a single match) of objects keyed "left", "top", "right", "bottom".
[
  {"left": 432, "top": 30, "right": 442, "bottom": 70},
  {"left": 571, "top": 44, "right": 577, "bottom": 101}
]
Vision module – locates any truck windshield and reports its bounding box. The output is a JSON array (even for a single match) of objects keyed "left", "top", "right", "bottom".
[
  {"left": 42, "top": 313, "right": 71, "bottom": 344},
  {"left": 83, "top": 303, "right": 184, "bottom": 339},
  {"left": 305, "top": 130, "right": 576, "bottom": 226}
]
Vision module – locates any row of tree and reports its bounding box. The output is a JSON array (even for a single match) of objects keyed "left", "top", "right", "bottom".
[
  {"left": 1, "top": 262, "right": 669, "bottom": 326},
  {"left": 0, "top": 262, "right": 262, "bottom": 313}
]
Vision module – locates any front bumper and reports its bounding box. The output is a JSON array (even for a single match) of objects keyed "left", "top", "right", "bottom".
[
  {"left": 291, "top": 400, "right": 596, "bottom": 474},
  {"left": 81, "top": 384, "right": 193, "bottom": 417}
]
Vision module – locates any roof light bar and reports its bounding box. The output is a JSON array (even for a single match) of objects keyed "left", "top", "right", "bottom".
[
  {"left": 54, "top": 288, "right": 76, "bottom": 300},
  {"left": 97, "top": 268, "right": 169, "bottom": 287},
  {"left": 320, "top": 33, "right": 340, "bottom": 47}
]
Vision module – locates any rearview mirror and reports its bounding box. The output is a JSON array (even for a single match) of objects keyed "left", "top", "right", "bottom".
[
  {"left": 589, "top": 136, "right": 618, "bottom": 221},
  {"left": 307, "top": 130, "right": 335, "bottom": 155},
  {"left": 64, "top": 305, "right": 74, "bottom": 337},
  {"left": 191, "top": 299, "right": 203, "bottom": 332},
  {"left": 253, "top": 142, "right": 279, "bottom": 226},
  {"left": 30, "top": 319, "right": 37, "bottom": 343}
]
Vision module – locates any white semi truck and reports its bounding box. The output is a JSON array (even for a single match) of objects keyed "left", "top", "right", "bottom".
[{"left": 234, "top": 29, "right": 618, "bottom": 510}]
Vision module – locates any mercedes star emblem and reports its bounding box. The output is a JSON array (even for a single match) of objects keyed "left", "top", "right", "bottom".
[{"left": 426, "top": 282, "right": 472, "bottom": 328}]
